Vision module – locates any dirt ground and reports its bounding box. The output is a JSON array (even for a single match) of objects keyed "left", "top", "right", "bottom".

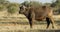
[
  {"left": 0, "top": 23, "right": 60, "bottom": 32},
  {"left": 0, "top": 15, "right": 60, "bottom": 32}
]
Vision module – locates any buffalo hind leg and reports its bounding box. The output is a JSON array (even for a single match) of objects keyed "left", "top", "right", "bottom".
[
  {"left": 49, "top": 16, "right": 55, "bottom": 28},
  {"left": 46, "top": 16, "right": 55, "bottom": 29},
  {"left": 46, "top": 17, "right": 51, "bottom": 29}
]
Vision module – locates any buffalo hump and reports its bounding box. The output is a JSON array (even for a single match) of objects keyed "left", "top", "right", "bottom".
[{"left": 29, "top": 6, "right": 52, "bottom": 21}]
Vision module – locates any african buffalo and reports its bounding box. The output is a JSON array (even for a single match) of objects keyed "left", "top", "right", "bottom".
[{"left": 19, "top": 5, "right": 55, "bottom": 29}]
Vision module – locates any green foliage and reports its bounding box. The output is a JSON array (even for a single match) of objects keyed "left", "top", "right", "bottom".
[
  {"left": 44, "top": 3, "right": 51, "bottom": 6},
  {"left": 51, "top": 0, "right": 60, "bottom": 14},
  {"left": 0, "top": 0, "right": 20, "bottom": 14},
  {"left": 21, "top": 1, "right": 42, "bottom": 7},
  {"left": 30, "top": 1, "right": 42, "bottom": 7},
  {"left": 0, "top": 0, "right": 6, "bottom": 4},
  {"left": 21, "top": 1, "right": 30, "bottom": 7},
  {"left": 9, "top": 3, "right": 19, "bottom": 7},
  {"left": 0, "top": 4, "right": 6, "bottom": 11},
  {"left": 3, "top": 1, "right": 10, "bottom": 7},
  {"left": 0, "top": 0, "right": 7, "bottom": 11},
  {"left": 55, "top": 0, "right": 60, "bottom": 6},
  {"left": 51, "top": 0, "right": 60, "bottom": 7},
  {"left": 8, "top": 3, "right": 19, "bottom": 14},
  {"left": 1, "top": 0, "right": 60, "bottom": 15}
]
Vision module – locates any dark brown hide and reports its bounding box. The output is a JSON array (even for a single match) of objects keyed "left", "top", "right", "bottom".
[
  {"left": 29, "top": 6, "right": 51, "bottom": 21},
  {"left": 19, "top": 5, "right": 55, "bottom": 29}
]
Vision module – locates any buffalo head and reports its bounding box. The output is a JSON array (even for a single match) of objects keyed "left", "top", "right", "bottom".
[{"left": 19, "top": 5, "right": 27, "bottom": 14}]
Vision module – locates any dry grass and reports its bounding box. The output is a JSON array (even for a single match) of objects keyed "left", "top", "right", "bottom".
[{"left": 0, "top": 15, "right": 60, "bottom": 32}]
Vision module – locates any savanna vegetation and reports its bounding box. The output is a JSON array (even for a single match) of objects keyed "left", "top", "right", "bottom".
[
  {"left": 0, "top": 0, "right": 60, "bottom": 32},
  {"left": 0, "top": 0, "right": 60, "bottom": 15},
  {"left": 0, "top": 0, "right": 20, "bottom": 14}
]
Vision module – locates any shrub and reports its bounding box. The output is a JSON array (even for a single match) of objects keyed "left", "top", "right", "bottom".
[{"left": 8, "top": 6, "right": 19, "bottom": 14}]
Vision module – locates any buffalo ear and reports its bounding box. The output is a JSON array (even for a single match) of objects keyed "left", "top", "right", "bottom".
[{"left": 19, "top": 7, "right": 22, "bottom": 9}]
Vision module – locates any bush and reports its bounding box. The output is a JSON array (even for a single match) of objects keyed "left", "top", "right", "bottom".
[
  {"left": 0, "top": 4, "right": 6, "bottom": 11},
  {"left": 8, "top": 6, "right": 19, "bottom": 14}
]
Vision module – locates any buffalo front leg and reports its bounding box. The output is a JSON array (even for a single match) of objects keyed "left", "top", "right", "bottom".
[
  {"left": 46, "top": 17, "right": 51, "bottom": 29},
  {"left": 47, "top": 15, "right": 55, "bottom": 29},
  {"left": 28, "top": 19, "right": 33, "bottom": 28},
  {"left": 30, "top": 11, "right": 35, "bottom": 28},
  {"left": 28, "top": 17, "right": 35, "bottom": 28},
  {"left": 49, "top": 16, "right": 55, "bottom": 28},
  {"left": 28, "top": 11, "right": 35, "bottom": 28}
]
